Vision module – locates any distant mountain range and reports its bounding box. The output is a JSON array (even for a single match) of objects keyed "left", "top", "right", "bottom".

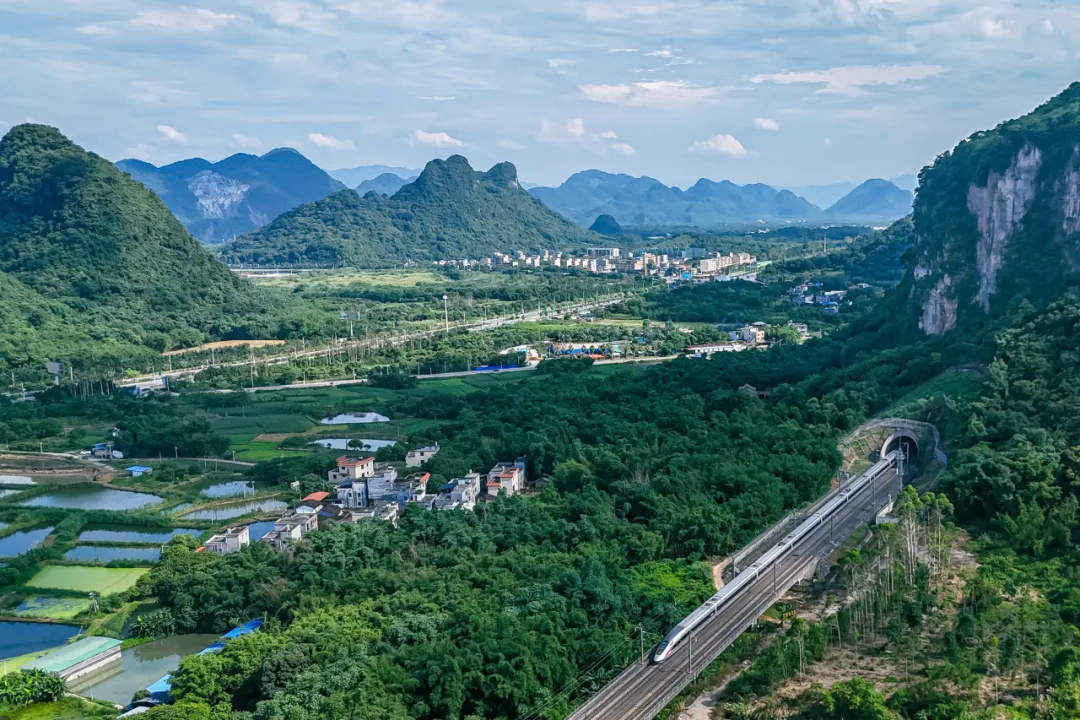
[
  {"left": 329, "top": 165, "right": 421, "bottom": 188},
  {"left": 116, "top": 149, "right": 344, "bottom": 244},
  {"left": 221, "top": 156, "right": 594, "bottom": 267},
  {"left": 825, "top": 179, "right": 915, "bottom": 223},
  {"left": 529, "top": 171, "right": 914, "bottom": 228},
  {"left": 355, "top": 172, "right": 416, "bottom": 196}
]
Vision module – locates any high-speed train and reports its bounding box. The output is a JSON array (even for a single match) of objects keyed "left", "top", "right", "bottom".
[{"left": 652, "top": 453, "right": 897, "bottom": 663}]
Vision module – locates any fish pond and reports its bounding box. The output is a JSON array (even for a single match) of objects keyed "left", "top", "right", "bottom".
[
  {"left": 64, "top": 545, "right": 162, "bottom": 563},
  {"left": 70, "top": 633, "right": 218, "bottom": 705},
  {"left": 181, "top": 499, "right": 286, "bottom": 521},
  {"left": 0, "top": 620, "right": 80, "bottom": 659},
  {"left": 200, "top": 480, "right": 256, "bottom": 498},
  {"left": 19, "top": 485, "right": 162, "bottom": 511},
  {"left": 78, "top": 528, "right": 201, "bottom": 544},
  {"left": 309, "top": 438, "right": 396, "bottom": 451},
  {"left": 319, "top": 412, "right": 389, "bottom": 424},
  {"left": 0, "top": 526, "right": 53, "bottom": 557}
]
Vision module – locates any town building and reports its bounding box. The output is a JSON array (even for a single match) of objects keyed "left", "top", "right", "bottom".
[
  {"left": 203, "top": 526, "right": 250, "bottom": 555},
  {"left": 328, "top": 455, "right": 374, "bottom": 484},
  {"left": 127, "top": 465, "right": 153, "bottom": 477},
  {"left": 406, "top": 443, "right": 440, "bottom": 467}
]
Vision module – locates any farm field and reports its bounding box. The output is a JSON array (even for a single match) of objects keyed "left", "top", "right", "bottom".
[
  {"left": 26, "top": 565, "right": 148, "bottom": 596},
  {"left": 250, "top": 268, "right": 446, "bottom": 289}
]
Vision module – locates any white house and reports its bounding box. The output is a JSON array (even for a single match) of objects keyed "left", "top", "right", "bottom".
[
  {"left": 406, "top": 443, "right": 440, "bottom": 468},
  {"left": 203, "top": 526, "right": 250, "bottom": 555}
]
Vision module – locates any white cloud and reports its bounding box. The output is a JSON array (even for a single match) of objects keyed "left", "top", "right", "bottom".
[
  {"left": 751, "top": 64, "right": 946, "bottom": 96},
  {"left": 131, "top": 80, "right": 195, "bottom": 105},
  {"left": 124, "top": 143, "right": 155, "bottom": 159},
  {"left": 753, "top": 117, "right": 780, "bottom": 131},
  {"left": 412, "top": 129, "right": 464, "bottom": 147},
  {"left": 976, "top": 16, "right": 1012, "bottom": 39},
  {"left": 580, "top": 80, "right": 719, "bottom": 108},
  {"left": 418, "top": 96, "right": 456, "bottom": 101},
  {"left": 643, "top": 49, "right": 673, "bottom": 58},
  {"left": 76, "top": 24, "right": 114, "bottom": 36},
  {"left": 336, "top": 0, "right": 452, "bottom": 28},
  {"left": 583, "top": 2, "right": 670, "bottom": 23},
  {"left": 307, "top": 132, "right": 355, "bottom": 151},
  {"left": 539, "top": 119, "right": 585, "bottom": 144},
  {"left": 824, "top": 137, "right": 833, "bottom": 146},
  {"left": 690, "top": 133, "right": 747, "bottom": 158},
  {"left": 156, "top": 125, "right": 187, "bottom": 144},
  {"left": 231, "top": 133, "right": 261, "bottom": 149},
  {"left": 547, "top": 58, "right": 574, "bottom": 68},
  {"left": 538, "top": 119, "right": 633, "bottom": 155},
  {"left": 131, "top": 7, "right": 235, "bottom": 33}
]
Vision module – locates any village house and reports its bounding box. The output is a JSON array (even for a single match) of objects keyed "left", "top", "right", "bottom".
[
  {"left": 405, "top": 443, "right": 440, "bottom": 467},
  {"left": 261, "top": 507, "right": 320, "bottom": 550},
  {"left": 434, "top": 471, "right": 483, "bottom": 510},
  {"left": 203, "top": 526, "right": 250, "bottom": 555},
  {"left": 486, "top": 459, "right": 526, "bottom": 497}
]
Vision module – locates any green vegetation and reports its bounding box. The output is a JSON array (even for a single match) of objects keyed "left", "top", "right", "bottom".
[
  {"left": 0, "top": 669, "right": 65, "bottom": 709},
  {"left": 26, "top": 565, "right": 148, "bottom": 595},
  {"left": 221, "top": 155, "right": 595, "bottom": 267},
  {"left": 0, "top": 124, "right": 255, "bottom": 371},
  {"left": 6, "top": 696, "right": 115, "bottom": 720}
]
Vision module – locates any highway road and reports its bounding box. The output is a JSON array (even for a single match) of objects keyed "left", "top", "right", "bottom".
[{"left": 565, "top": 459, "right": 901, "bottom": 720}]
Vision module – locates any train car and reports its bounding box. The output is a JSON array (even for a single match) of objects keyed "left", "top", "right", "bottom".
[{"left": 652, "top": 453, "right": 898, "bottom": 663}]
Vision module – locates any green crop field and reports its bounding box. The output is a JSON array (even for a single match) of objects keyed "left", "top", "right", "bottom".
[
  {"left": 207, "top": 413, "right": 314, "bottom": 435},
  {"left": 14, "top": 596, "right": 92, "bottom": 620},
  {"left": 26, "top": 565, "right": 148, "bottom": 596}
]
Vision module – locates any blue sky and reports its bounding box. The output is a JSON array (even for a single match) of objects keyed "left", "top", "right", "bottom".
[{"left": 0, "top": 0, "right": 1076, "bottom": 187}]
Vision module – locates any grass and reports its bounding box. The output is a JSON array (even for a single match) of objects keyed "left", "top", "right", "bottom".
[
  {"left": 882, "top": 367, "right": 984, "bottom": 418},
  {"left": 25, "top": 565, "right": 148, "bottom": 596},
  {"left": 3, "top": 697, "right": 116, "bottom": 719},
  {"left": 207, "top": 413, "right": 314, "bottom": 435},
  {"left": 13, "top": 596, "right": 92, "bottom": 620}
]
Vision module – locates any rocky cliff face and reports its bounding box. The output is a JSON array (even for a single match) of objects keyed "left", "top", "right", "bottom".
[
  {"left": 189, "top": 170, "right": 249, "bottom": 219},
  {"left": 905, "top": 84, "right": 1080, "bottom": 335}
]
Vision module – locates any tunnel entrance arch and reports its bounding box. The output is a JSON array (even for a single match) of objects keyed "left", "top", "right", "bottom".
[{"left": 881, "top": 431, "right": 919, "bottom": 464}]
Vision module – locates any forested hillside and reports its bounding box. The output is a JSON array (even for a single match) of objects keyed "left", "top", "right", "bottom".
[
  {"left": 0, "top": 124, "right": 261, "bottom": 370},
  {"left": 221, "top": 156, "right": 595, "bottom": 267}
]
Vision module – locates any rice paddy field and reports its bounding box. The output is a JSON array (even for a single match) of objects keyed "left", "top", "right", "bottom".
[{"left": 26, "top": 565, "right": 148, "bottom": 596}]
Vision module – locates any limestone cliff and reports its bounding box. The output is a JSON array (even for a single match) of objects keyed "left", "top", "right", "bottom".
[{"left": 905, "top": 83, "right": 1080, "bottom": 335}]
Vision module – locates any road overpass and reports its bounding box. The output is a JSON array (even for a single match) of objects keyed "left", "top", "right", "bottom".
[{"left": 564, "top": 455, "right": 902, "bottom": 720}]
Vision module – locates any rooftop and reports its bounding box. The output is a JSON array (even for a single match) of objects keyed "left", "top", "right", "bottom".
[
  {"left": 336, "top": 456, "right": 374, "bottom": 467},
  {"left": 302, "top": 491, "right": 330, "bottom": 502},
  {"left": 22, "top": 635, "right": 121, "bottom": 674}
]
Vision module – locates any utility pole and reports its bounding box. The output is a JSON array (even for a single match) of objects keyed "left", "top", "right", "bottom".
[
  {"left": 443, "top": 295, "right": 449, "bottom": 334},
  {"left": 638, "top": 625, "right": 645, "bottom": 666},
  {"left": 687, "top": 635, "right": 693, "bottom": 675}
]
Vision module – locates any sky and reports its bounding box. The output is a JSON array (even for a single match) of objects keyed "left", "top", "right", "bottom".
[{"left": 0, "top": 0, "right": 1077, "bottom": 188}]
